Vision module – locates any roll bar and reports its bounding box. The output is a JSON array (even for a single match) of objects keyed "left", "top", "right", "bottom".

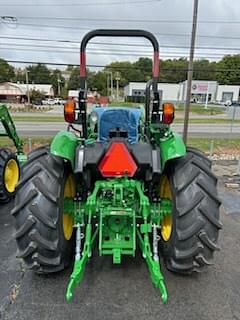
[{"left": 77, "top": 29, "right": 161, "bottom": 138}]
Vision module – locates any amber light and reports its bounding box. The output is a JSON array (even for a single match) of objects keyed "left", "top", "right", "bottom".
[
  {"left": 64, "top": 100, "right": 76, "bottom": 123},
  {"left": 162, "top": 102, "right": 175, "bottom": 124},
  {"left": 99, "top": 142, "right": 137, "bottom": 177}
]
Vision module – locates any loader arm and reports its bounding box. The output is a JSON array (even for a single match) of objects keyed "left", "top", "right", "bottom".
[{"left": 0, "top": 104, "right": 24, "bottom": 155}]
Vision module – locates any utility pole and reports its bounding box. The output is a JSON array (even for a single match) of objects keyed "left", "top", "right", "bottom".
[
  {"left": 57, "top": 74, "right": 61, "bottom": 96},
  {"left": 110, "top": 72, "right": 113, "bottom": 99},
  {"left": 25, "top": 70, "right": 30, "bottom": 104},
  {"left": 106, "top": 73, "right": 109, "bottom": 96},
  {"left": 106, "top": 71, "right": 113, "bottom": 99},
  {"left": 183, "top": 0, "right": 199, "bottom": 144},
  {"left": 116, "top": 72, "right": 120, "bottom": 101},
  {"left": 204, "top": 81, "right": 209, "bottom": 109}
]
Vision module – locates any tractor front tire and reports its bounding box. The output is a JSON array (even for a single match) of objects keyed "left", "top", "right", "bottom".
[
  {"left": 160, "top": 148, "right": 222, "bottom": 274},
  {"left": 12, "top": 147, "right": 75, "bottom": 273},
  {"left": 0, "top": 148, "right": 20, "bottom": 203}
]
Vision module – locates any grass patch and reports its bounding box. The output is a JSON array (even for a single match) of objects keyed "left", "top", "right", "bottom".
[
  {"left": 174, "top": 118, "right": 240, "bottom": 124},
  {"left": 11, "top": 116, "right": 239, "bottom": 124},
  {"left": 187, "top": 138, "right": 240, "bottom": 153},
  {"left": 1, "top": 133, "right": 239, "bottom": 157},
  {"left": 0, "top": 136, "right": 52, "bottom": 148},
  {"left": 12, "top": 116, "right": 64, "bottom": 122},
  {"left": 109, "top": 101, "right": 143, "bottom": 107},
  {"left": 176, "top": 103, "right": 225, "bottom": 115}
]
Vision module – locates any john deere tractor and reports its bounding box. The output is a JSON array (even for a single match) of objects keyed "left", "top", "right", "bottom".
[
  {"left": 0, "top": 104, "right": 26, "bottom": 203},
  {"left": 12, "top": 30, "right": 221, "bottom": 303}
]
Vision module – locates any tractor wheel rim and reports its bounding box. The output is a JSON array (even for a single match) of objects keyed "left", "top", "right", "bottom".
[
  {"left": 63, "top": 174, "right": 75, "bottom": 241},
  {"left": 159, "top": 175, "right": 173, "bottom": 241},
  {"left": 4, "top": 159, "right": 19, "bottom": 193},
  {"left": 161, "top": 214, "right": 173, "bottom": 241}
]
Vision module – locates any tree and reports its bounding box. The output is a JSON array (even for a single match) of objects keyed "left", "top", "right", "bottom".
[
  {"left": 67, "top": 67, "right": 79, "bottom": 90},
  {"left": 30, "top": 89, "right": 45, "bottom": 102},
  {"left": 26, "top": 64, "right": 51, "bottom": 84},
  {"left": 216, "top": 55, "right": 240, "bottom": 85},
  {"left": 160, "top": 58, "right": 188, "bottom": 83},
  {"left": 77, "top": 70, "right": 108, "bottom": 95},
  {"left": 193, "top": 59, "right": 217, "bottom": 81},
  {"left": 104, "top": 61, "right": 142, "bottom": 87},
  {"left": 0, "top": 58, "right": 15, "bottom": 83},
  {"left": 14, "top": 68, "right": 26, "bottom": 82},
  {"left": 133, "top": 57, "right": 152, "bottom": 81},
  {"left": 50, "top": 69, "right": 65, "bottom": 96}
]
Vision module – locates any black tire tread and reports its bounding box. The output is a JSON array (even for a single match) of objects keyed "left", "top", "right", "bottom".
[
  {"left": 161, "top": 148, "right": 222, "bottom": 274},
  {"left": 12, "top": 147, "right": 73, "bottom": 274}
]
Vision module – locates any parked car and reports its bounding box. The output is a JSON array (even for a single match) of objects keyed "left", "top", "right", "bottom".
[
  {"left": 47, "top": 98, "right": 55, "bottom": 105},
  {"left": 42, "top": 99, "right": 54, "bottom": 105},
  {"left": 231, "top": 102, "right": 240, "bottom": 107},
  {"left": 224, "top": 101, "right": 240, "bottom": 107},
  {"left": 54, "top": 98, "right": 66, "bottom": 105},
  {"left": 32, "top": 98, "right": 43, "bottom": 105}
]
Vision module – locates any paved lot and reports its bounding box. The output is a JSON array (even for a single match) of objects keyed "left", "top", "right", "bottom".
[
  {"left": 0, "top": 180, "right": 240, "bottom": 320},
  {"left": 13, "top": 121, "right": 240, "bottom": 138}
]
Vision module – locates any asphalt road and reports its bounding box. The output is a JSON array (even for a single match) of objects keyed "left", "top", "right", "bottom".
[
  {"left": 14, "top": 122, "right": 240, "bottom": 138},
  {"left": 0, "top": 181, "right": 240, "bottom": 320}
]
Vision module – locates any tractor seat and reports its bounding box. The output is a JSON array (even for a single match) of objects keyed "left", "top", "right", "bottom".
[{"left": 94, "top": 107, "right": 142, "bottom": 144}]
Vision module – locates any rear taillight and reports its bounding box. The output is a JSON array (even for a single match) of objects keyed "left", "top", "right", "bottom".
[
  {"left": 99, "top": 142, "right": 137, "bottom": 177},
  {"left": 162, "top": 102, "right": 175, "bottom": 124},
  {"left": 64, "top": 100, "right": 76, "bottom": 123}
]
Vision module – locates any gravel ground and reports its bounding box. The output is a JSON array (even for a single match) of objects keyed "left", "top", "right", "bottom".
[{"left": 0, "top": 163, "right": 240, "bottom": 320}]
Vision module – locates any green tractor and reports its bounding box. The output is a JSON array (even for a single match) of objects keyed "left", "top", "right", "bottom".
[
  {"left": 12, "top": 30, "right": 221, "bottom": 303},
  {"left": 0, "top": 104, "right": 26, "bottom": 203}
]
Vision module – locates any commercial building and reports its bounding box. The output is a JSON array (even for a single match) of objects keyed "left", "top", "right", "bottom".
[
  {"left": 124, "top": 81, "right": 240, "bottom": 104},
  {"left": 124, "top": 82, "right": 179, "bottom": 102},
  {"left": 216, "top": 85, "right": 240, "bottom": 103},
  {"left": 68, "top": 90, "right": 109, "bottom": 105},
  {"left": 180, "top": 81, "right": 218, "bottom": 103},
  {"left": 0, "top": 82, "right": 54, "bottom": 103}
]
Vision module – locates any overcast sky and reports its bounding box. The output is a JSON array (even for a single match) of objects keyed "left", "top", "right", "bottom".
[{"left": 0, "top": 0, "right": 240, "bottom": 70}]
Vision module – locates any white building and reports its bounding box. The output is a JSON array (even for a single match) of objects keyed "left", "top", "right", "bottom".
[
  {"left": 124, "top": 82, "right": 179, "bottom": 102},
  {"left": 180, "top": 80, "right": 218, "bottom": 103},
  {"left": 124, "top": 81, "right": 240, "bottom": 104},
  {"left": 0, "top": 82, "right": 54, "bottom": 103},
  {"left": 216, "top": 85, "right": 240, "bottom": 103}
]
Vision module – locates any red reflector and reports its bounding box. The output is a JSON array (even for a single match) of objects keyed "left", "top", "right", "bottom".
[
  {"left": 163, "top": 113, "right": 174, "bottom": 124},
  {"left": 64, "top": 112, "right": 75, "bottom": 123},
  {"left": 99, "top": 142, "right": 137, "bottom": 177}
]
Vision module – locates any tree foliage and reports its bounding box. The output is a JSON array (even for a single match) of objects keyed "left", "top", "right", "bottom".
[
  {"left": 0, "top": 59, "right": 15, "bottom": 82},
  {"left": 0, "top": 54, "right": 239, "bottom": 97},
  {"left": 29, "top": 89, "right": 45, "bottom": 101},
  {"left": 216, "top": 54, "right": 240, "bottom": 85},
  {"left": 26, "top": 64, "right": 51, "bottom": 84},
  {"left": 50, "top": 69, "right": 65, "bottom": 95},
  {"left": 67, "top": 66, "right": 79, "bottom": 90}
]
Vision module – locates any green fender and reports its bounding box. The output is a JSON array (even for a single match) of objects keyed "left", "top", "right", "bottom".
[
  {"left": 50, "top": 131, "right": 79, "bottom": 169},
  {"left": 159, "top": 132, "right": 186, "bottom": 170}
]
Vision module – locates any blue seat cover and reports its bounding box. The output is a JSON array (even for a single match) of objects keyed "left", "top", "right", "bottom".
[{"left": 94, "top": 107, "right": 142, "bottom": 144}]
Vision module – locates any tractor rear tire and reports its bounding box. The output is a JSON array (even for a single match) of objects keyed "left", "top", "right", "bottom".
[
  {"left": 0, "top": 148, "right": 20, "bottom": 203},
  {"left": 12, "top": 146, "right": 75, "bottom": 273},
  {"left": 160, "top": 148, "right": 222, "bottom": 274}
]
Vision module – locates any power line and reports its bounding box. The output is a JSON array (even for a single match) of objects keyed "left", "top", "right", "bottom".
[
  {"left": 1, "top": 35, "right": 240, "bottom": 52},
  {"left": 13, "top": 16, "right": 240, "bottom": 24},
  {"left": 0, "top": 46, "right": 229, "bottom": 59},
  {"left": 3, "top": 42, "right": 239, "bottom": 56},
  {"left": 0, "top": 0, "right": 159, "bottom": 6},
  {"left": 4, "top": 21, "right": 240, "bottom": 40}
]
